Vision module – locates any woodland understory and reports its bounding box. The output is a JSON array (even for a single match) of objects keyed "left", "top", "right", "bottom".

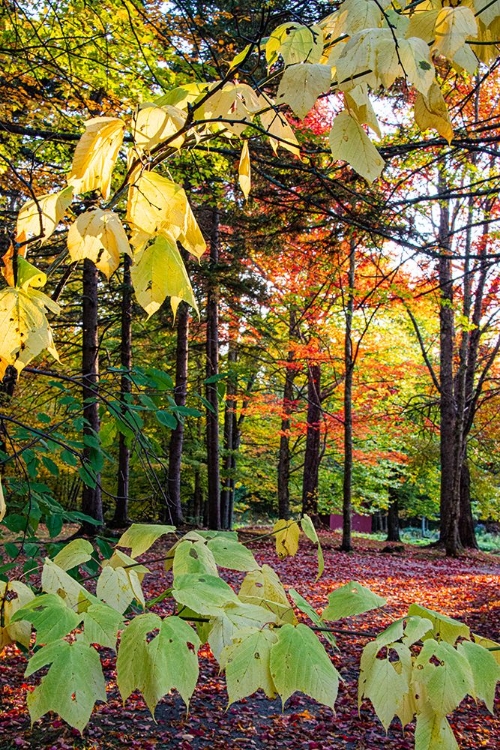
[{"left": 1, "top": 533, "right": 499, "bottom": 750}]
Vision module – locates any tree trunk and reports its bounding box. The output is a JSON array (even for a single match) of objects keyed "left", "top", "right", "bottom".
[
  {"left": 81, "top": 259, "right": 103, "bottom": 533},
  {"left": 301, "top": 362, "right": 322, "bottom": 518},
  {"left": 205, "top": 208, "right": 221, "bottom": 530},
  {"left": 437, "top": 190, "right": 460, "bottom": 556},
  {"left": 386, "top": 500, "right": 401, "bottom": 542},
  {"left": 277, "top": 311, "right": 297, "bottom": 520},
  {"left": 221, "top": 345, "right": 237, "bottom": 530},
  {"left": 458, "top": 457, "right": 478, "bottom": 549},
  {"left": 113, "top": 254, "right": 132, "bottom": 527},
  {"left": 164, "top": 300, "right": 189, "bottom": 526},
  {"left": 341, "top": 241, "right": 355, "bottom": 552}
]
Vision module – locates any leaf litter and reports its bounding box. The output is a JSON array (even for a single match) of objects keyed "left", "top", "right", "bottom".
[{"left": 0, "top": 531, "right": 498, "bottom": 749}]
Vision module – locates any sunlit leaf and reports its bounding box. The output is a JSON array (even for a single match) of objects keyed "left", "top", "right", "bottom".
[
  {"left": 67, "top": 209, "right": 130, "bottom": 279},
  {"left": 273, "top": 519, "right": 300, "bottom": 558},
  {"left": 131, "top": 234, "right": 198, "bottom": 318},
  {"left": 238, "top": 140, "right": 251, "bottom": 200},
  {"left": 68, "top": 117, "right": 125, "bottom": 199},
  {"left": 16, "top": 186, "right": 74, "bottom": 245},
  {"left": 329, "top": 111, "right": 384, "bottom": 184},
  {"left": 277, "top": 63, "right": 331, "bottom": 119}
]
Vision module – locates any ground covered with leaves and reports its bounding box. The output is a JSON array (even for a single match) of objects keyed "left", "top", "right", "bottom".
[{"left": 1, "top": 531, "right": 499, "bottom": 749}]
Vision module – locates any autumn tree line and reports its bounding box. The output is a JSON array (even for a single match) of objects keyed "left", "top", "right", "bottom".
[{"left": 1, "top": 0, "right": 500, "bottom": 558}]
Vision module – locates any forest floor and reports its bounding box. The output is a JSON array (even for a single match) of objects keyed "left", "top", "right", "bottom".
[{"left": 1, "top": 530, "right": 499, "bottom": 750}]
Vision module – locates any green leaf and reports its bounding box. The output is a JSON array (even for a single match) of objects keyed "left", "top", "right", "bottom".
[
  {"left": 407, "top": 604, "right": 470, "bottom": 644},
  {"left": 156, "top": 410, "right": 178, "bottom": 429},
  {"left": 96, "top": 563, "right": 144, "bottom": 614},
  {"left": 220, "top": 628, "right": 278, "bottom": 704},
  {"left": 457, "top": 640, "right": 500, "bottom": 713},
  {"left": 42, "top": 456, "right": 59, "bottom": 476},
  {"left": 81, "top": 603, "right": 124, "bottom": 651},
  {"left": 414, "top": 705, "right": 459, "bottom": 750},
  {"left": 116, "top": 523, "right": 176, "bottom": 558},
  {"left": 321, "top": 581, "right": 386, "bottom": 622},
  {"left": 207, "top": 536, "right": 259, "bottom": 571},
  {"left": 413, "top": 639, "right": 474, "bottom": 716},
  {"left": 269, "top": 623, "right": 339, "bottom": 709},
  {"left": 206, "top": 601, "right": 278, "bottom": 661},
  {"left": 45, "top": 513, "right": 63, "bottom": 538},
  {"left": 52, "top": 539, "right": 93, "bottom": 571},
  {"left": 25, "top": 640, "right": 106, "bottom": 733},
  {"left": 173, "top": 539, "right": 219, "bottom": 577},
  {"left": 288, "top": 588, "right": 336, "bottom": 648},
  {"left": 41, "top": 558, "right": 95, "bottom": 612},
  {"left": 300, "top": 514, "right": 324, "bottom": 579},
  {"left": 359, "top": 644, "right": 410, "bottom": 730},
  {"left": 172, "top": 573, "right": 239, "bottom": 616},
  {"left": 116, "top": 613, "right": 200, "bottom": 713},
  {"left": 228, "top": 43, "right": 252, "bottom": 71},
  {"left": 131, "top": 234, "right": 199, "bottom": 318},
  {"left": 12, "top": 593, "right": 82, "bottom": 646}
]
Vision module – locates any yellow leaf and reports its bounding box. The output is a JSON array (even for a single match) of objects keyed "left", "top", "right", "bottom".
[
  {"left": 260, "top": 108, "right": 301, "bottom": 157},
  {"left": 398, "top": 37, "right": 435, "bottom": 95},
  {"left": 273, "top": 519, "right": 300, "bottom": 558},
  {"left": 433, "top": 7, "right": 477, "bottom": 60},
  {"left": 127, "top": 172, "right": 206, "bottom": 257},
  {"left": 267, "top": 23, "right": 324, "bottom": 67},
  {"left": 452, "top": 43, "right": 478, "bottom": 74},
  {"left": 155, "top": 82, "right": 209, "bottom": 109},
  {"left": 277, "top": 63, "right": 331, "bottom": 119},
  {"left": 336, "top": 0, "right": 383, "bottom": 36},
  {"left": 132, "top": 104, "right": 186, "bottom": 152},
  {"left": 16, "top": 186, "right": 74, "bottom": 245},
  {"left": 238, "top": 141, "right": 251, "bottom": 200},
  {"left": 473, "top": 0, "right": 500, "bottom": 29},
  {"left": 68, "top": 117, "right": 125, "bottom": 199},
  {"left": 239, "top": 564, "right": 297, "bottom": 625},
  {"left": 406, "top": 8, "right": 440, "bottom": 44},
  {"left": 131, "top": 234, "right": 198, "bottom": 318},
  {"left": 67, "top": 209, "right": 130, "bottom": 279},
  {"left": 195, "top": 82, "right": 260, "bottom": 137},
  {"left": 414, "top": 82, "right": 453, "bottom": 144},
  {"left": 344, "top": 85, "right": 381, "bottom": 138},
  {"left": 0, "top": 579, "right": 35, "bottom": 650},
  {"left": 329, "top": 110, "right": 385, "bottom": 184},
  {"left": 0, "top": 287, "right": 60, "bottom": 377}
]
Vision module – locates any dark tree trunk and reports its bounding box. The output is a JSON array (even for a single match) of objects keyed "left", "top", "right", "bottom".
[
  {"left": 0, "top": 366, "right": 18, "bottom": 468},
  {"left": 163, "top": 301, "right": 189, "bottom": 526},
  {"left": 113, "top": 254, "right": 132, "bottom": 527},
  {"left": 221, "top": 345, "right": 237, "bottom": 530},
  {"left": 459, "top": 457, "right": 478, "bottom": 549},
  {"left": 437, "top": 193, "right": 460, "bottom": 556},
  {"left": 341, "top": 241, "right": 355, "bottom": 552},
  {"left": 386, "top": 500, "right": 401, "bottom": 543},
  {"left": 301, "top": 362, "right": 322, "bottom": 518},
  {"left": 205, "top": 208, "right": 221, "bottom": 530},
  {"left": 81, "top": 259, "right": 103, "bottom": 533},
  {"left": 277, "top": 311, "right": 297, "bottom": 520}
]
